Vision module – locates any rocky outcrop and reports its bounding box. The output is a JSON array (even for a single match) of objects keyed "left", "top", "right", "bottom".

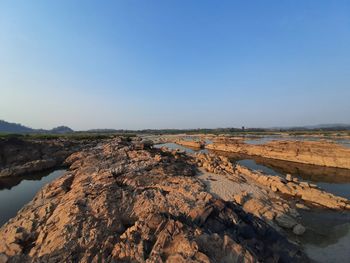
[
  {"left": 0, "top": 137, "right": 308, "bottom": 262},
  {"left": 176, "top": 140, "right": 205, "bottom": 149},
  {"left": 236, "top": 165, "right": 350, "bottom": 210},
  {"left": 219, "top": 152, "right": 350, "bottom": 183},
  {"left": 194, "top": 152, "right": 350, "bottom": 211},
  {"left": 206, "top": 140, "right": 350, "bottom": 169},
  {"left": 193, "top": 153, "right": 304, "bottom": 233},
  {"left": 0, "top": 138, "right": 98, "bottom": 178}
]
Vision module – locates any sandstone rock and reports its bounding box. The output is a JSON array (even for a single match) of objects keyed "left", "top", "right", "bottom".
[
  {"left": 177, "top": 140, "right": 205, "bottom": 149},
  {"left": 286, "top": 174, "right": 292, "bottom": 181},
  {"left": 0, "top": 253, "right": 8, "bottom": 263},
  {"left": 206, "top": 140, "right": 350, "bottom": 169},
  {"left": 295, "top": 203, "right": 310, "bottom": 210},
  {"left": 293, "top": 177, "right": 299, "bottom": 183},
  {"left": 233, "top": 192, "right": 248, "bottom": 205},
  {"left": 0, "top": 138, "right": 308, "bottom": 262},
  {"left": 271, "top": 185, "right": 278, "bottom": 192},
  {"left": 236, "top": 164, "right": 350, "bottom": 210}
]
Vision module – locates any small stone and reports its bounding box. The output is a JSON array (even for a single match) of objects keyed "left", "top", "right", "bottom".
[
  {"left": 293, "top": 224, "right": 306, "bottom": 235},
  {"left": 300, "top": 182, "right": 310, "bottom": 188},
  {"left": 286, "top": 174, "right": 292, "bottom": 181},
  {"left": 233, "top": 194, "right": 244, "bottom": 205},
  {"left": 295, "top": 203, "right": 310, "bottom": 210},
  {"left": 263, "top": 211, "right": 276, "bottom": 221},
  {"left": 275, "top": 215, "right": 297, "bottom": 229}
]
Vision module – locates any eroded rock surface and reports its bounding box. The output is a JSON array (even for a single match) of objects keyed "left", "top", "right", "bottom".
[
  {"left": 193, "top": 153, "right": 303, "bottom": 232},
  {"left": 194, "top": 152, "right": 350, "bottom": 211},
  {"left": 206, "top": 140, "right": 350, "bottom": 169},
  {"left": 0, "top": 137, "right": 308, "bottom": 262},
  {"left": 176, "top": 140, "right": 205, "bottom": 149},
  {"left": 0, "top": 138, "right": 99, "bottom": 178}
]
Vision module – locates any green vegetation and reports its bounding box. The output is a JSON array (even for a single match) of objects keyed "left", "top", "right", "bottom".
[{"left": 1, "top": 128, "right": 349, "bottom": 140}]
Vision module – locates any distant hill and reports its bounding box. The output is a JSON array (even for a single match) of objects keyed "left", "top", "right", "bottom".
[
  {"left": 276, "top": 124, "right": 350, "bottom": 131},
  {"left": 0, "top": 120, "right": 74, "bottom": 134},
  {"left": 50, "top": 126, "right": 74, "bottom": 134},
  {"left": 0, "top": 120, "right": 34, "bottom": 133},
  {"left": 303, "top": 124, "right": 350, "bottom": 130}
]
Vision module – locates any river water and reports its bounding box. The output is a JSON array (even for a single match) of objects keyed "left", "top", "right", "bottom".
[{"left": 0, "top": 169, "right": 66, "bottom": 226}]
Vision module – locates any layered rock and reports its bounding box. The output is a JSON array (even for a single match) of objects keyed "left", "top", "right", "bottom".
[
  {"left": 219, "top": 152, "right": 350, "bottom": 183},
  {"left": 193, "top": 152, "right": 350, "bottom": 211},
  {"left": 0, "top": 137, "right": 307, "bottom": 262},
  {"left": 236, "top": 165, "right": 350, "bottom": 210},
  {"left": 206, "top": 140, "right": 350, "bottom": 169},
  {"left": 193, "top": 153, "right": 303, "bottom": 233},
  {"left": 0, "top": 138, "right": 99, "bottom": 178},
  {"left": 176, "top": 140, "right": 205, "bottom": 149}
]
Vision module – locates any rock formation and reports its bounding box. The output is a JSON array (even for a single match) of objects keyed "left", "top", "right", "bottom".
[
  {"left": 206, "top": 140, "right": 350, "bottom": 169},
  {"left": 0, "top": 138, "right": 99, "bottom": 178},
  {"left": 194, "top": 152, "right": 350, "bottom": 211},
  {"left": 0, "top": 137, "right": 308, "bottom": 262},
  {"left": 176, "top": 140, "right": 205, "bottom": 149}
]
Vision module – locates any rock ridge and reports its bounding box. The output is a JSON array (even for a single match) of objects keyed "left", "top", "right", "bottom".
[{"left": 0, "top": 137, "right": 308, "bottom": 262}]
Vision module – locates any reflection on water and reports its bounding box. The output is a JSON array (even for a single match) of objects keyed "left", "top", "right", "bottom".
[
  {"left": 154, "top": 142, "right": 208, "bottom": 154},
  {"left": 213, "top": 151, "right": 350, "bottom": 199},
  {"left": 0, "top": 169, "right": 66, "bottom": 226},
  {"left": 298, "top": 210, "right": 350, "bottom": 263},
  {"left": 237, "top": 159, "right": 280, "bottom": 176}
]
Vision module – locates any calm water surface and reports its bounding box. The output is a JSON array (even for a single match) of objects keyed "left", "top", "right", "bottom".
[
  {"left": 0, "top": 169, "right": 66, "bottom": 226},
  {"left": 154, "top": 142, "right": 208, "bottom": 153}
]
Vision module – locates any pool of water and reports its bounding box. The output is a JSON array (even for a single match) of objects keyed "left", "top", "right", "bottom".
[
  {"left": 0, "top": 169, "right": 66, "bottom": 226},
  {"left": 297, "top": 209, "right": 350, "bottom": 263},
  {"left": 221, "top": 152, "right": 350, "bottom": 200},
  {"left": 154, "top": 142, "right": 208, "bottom": 154},
  {"left": 209, "top": 151, "right": 350, "bottom": 262}
]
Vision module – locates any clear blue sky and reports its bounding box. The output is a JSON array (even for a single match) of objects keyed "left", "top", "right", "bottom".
[{"left": 1, "top": 1, "right": 349, "bottom": 130}]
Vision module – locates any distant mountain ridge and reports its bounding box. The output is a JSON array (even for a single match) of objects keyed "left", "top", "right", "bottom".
[
  {"left": 1, "top": 119, "right": 349, "bottom": 134},
  {"left": 0, "top": 120, "right": 74, "bottom": 134},
  {"left": 274, "top": 124, "right": 350, "bottom": 131}
]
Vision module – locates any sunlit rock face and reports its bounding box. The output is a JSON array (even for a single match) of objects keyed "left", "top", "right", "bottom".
[
  {"left": 206, "top": 140, "right": 350, "bottom": 169},
  {"left": 0, "top": 137, "right": 308, "bottom": 263}
]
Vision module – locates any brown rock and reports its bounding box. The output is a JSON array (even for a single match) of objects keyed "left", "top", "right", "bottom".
[
  {"left": 206, "top": 140, "right": 350, "bottom": 169},
  {"left": 0, "top": 138, "right": 308, "bottom": 262}
]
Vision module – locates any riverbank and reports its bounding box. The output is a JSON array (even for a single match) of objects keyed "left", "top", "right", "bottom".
[
  {"left": 205, "top": 139, "right": 350, "bottom": 169},
  {"left": 1, "top": 135, "right": 350, "bottom": 262},
  {"left": 0, "top": 137, "right": 103, "bottom": 178},
  {"left": 0, "top": 137, "right": 308, "bottom": 262}
]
